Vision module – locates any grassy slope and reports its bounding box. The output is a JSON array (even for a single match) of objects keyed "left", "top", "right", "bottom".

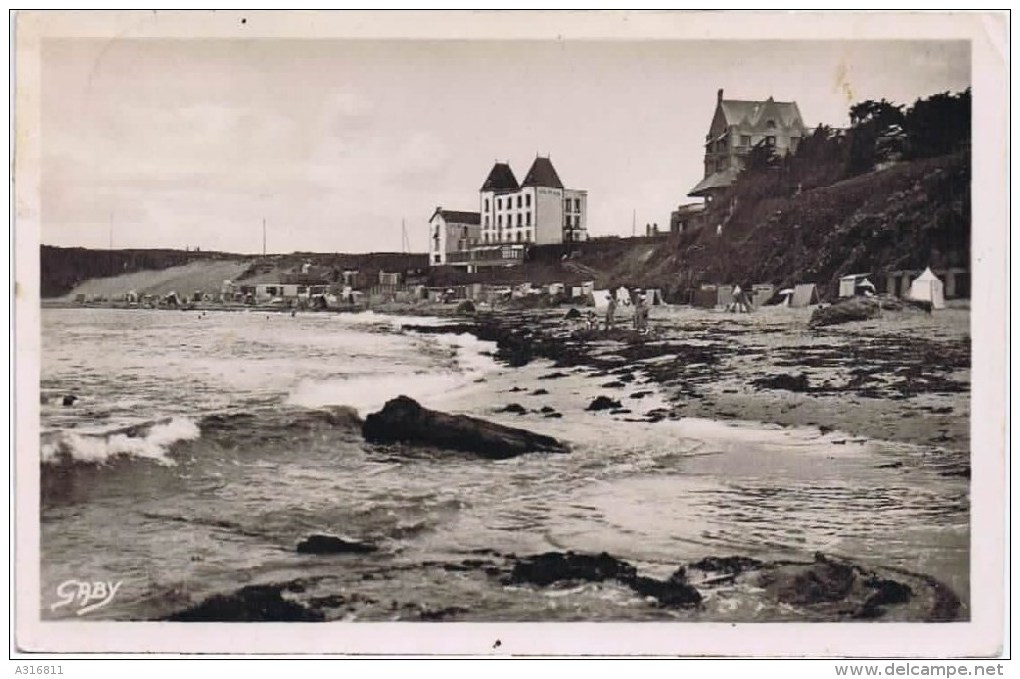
[{"left": 629, "top": 153, "right": 970, "bottom": 299}]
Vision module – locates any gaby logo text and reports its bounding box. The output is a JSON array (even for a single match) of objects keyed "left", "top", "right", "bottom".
[{"left": 50, "top": 580, "right": 122, "bottom": 616}]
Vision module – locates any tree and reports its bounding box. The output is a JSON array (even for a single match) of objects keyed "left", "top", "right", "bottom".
[{"left": 903, "top": 88, "right": 971, "bottom": 159}]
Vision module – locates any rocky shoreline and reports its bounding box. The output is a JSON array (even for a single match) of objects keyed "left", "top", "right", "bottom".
[
  {"left": 406, "top": 303, "right": 970, "bottom": 461},
  {"left": 155, "top": 303, "right": 970, "bottom": 623}
]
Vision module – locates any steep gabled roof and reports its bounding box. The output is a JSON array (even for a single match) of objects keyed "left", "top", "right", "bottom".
[
  {"left": 521, "top": 157, "right": 564, "bottom": 189},
  {"left": 719, "top": 97, "right": 805, "bottom": 131},
  {"left": 431, "top": 208, "right": 481, "bottom": 225},
  {"left": 481, "top": 162, "right": 520, "bottom": 192}
]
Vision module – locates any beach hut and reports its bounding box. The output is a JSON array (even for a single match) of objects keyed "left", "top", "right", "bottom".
[
  {"left": 692, "top": 285, "right": 718, "bottom": 309},
  {"left": 909, "top": 268, "right": 946, "bottom": 309},
  {"left": 777, "top": 288, "right": 796, "bottom": 306},
  {"left": 788, "top": 284, "right": 820, "bottom": 308},
  {"left": 839, "top": 273, "right": 875, "bottom": 298},
  {"left": 716, "top": 285, "right": 734, "bottom": 308},
  {"left": 751, "top": 284, "right": 775, "bottom": 308}
]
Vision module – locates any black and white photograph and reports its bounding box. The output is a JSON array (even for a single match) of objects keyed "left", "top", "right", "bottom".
[{"left": 12, "top": 10, "right": 1007, "bottom": 658}]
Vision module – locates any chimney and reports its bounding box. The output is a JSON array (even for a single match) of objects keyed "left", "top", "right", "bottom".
[{"left": 717, "top": 88, "right": 724, "bottom": 103}]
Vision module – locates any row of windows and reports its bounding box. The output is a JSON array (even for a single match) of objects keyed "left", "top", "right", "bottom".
[
  {"left": 485, "top": 212, "right": 532, "bottom": 227},
  {"left": 563, "top": 197, "right": 582, "bottom": 212},
  {"left": 563, "top": 215, "right": 581, "bottom": 228},
  {"left": 483, "top": 231, "right": 531, "bottom": 244},
  {"left": 485, "top": 194, "right": 533, "bottom": 212}
]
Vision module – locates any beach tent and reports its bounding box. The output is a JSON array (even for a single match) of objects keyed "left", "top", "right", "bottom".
[
  {"left": 909, "top": 267, "right": 945, "bottom": 309},
  {"left": 592, "top": 289, "right": 613, "bottom": 310},
  {"left": 777, "top": 288, "right": 796, "bottom": 306},
  {"left": 789, "top": 283, "right": 820, "bottom": 308},
  {"left": 644, "top": 288, "right": 665, "bottom": 305}
]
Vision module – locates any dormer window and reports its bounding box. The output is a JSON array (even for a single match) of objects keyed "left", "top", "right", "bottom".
[{"left": 766, "top": 119, "right": 776, "bottom": 129}]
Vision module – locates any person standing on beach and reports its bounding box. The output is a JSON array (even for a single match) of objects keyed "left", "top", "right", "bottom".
[{"left": 605, "top": 287, "right": 618, "bottom": 331}]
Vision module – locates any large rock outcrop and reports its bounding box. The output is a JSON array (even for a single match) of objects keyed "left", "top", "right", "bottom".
[{"left": 362, "top": 396, "right": 569, "bottom": 459}]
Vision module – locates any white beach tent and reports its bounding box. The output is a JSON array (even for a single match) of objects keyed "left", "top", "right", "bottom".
[
  {"left": 592, "top": 289, "right": 613, "bottom": 311},
  {"left": 909, "top": 267, "right": 946, "bottom": 309}
]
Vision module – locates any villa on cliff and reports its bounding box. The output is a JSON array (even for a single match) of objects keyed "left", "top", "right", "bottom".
[{"left": 688, "top": 89, "right": 808, "bottom": 202}]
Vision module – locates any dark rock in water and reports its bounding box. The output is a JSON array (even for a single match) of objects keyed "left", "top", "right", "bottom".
[
  {"left": 587, "top": 396, "right": 622, "bottom": 411},
  {"left": 362, "top": 396, "right": 569, "bottom": 459},
  {"left": 505, "top": 551, "right": 701, "bottom": 609},
  {"left": 539, "top": 406, "right": 556, "bottom": 413},
  {"left": 455, "top": 300, "right": 476, "bottom": 315},
  {"left": 508, "top": 386, "right": 525, "bottom": 392},
  {"left": 543, "top": 412, "right": 563, "bottom": 419},
  {"left": 763, "top": 553, "right": 858, "bottom": 605},
  {"left": 753, "top": 373, "right": 811, "bottom": 392},
  {"left": 531, "top": 388, "right": 549, "bottom": 396},
  {"left": 609, "top": 408, "right": 632, "bottom": 415},
  {"left": 629, "top": 575, "right": 702, "bottom": 608},
  {"left": 539, "top": 371, "right": 569, "bottom": 380},
  {"left": 617, "top": 373, "right": 636, "bottom": 383},
  {"left": 62, "top": 394, "right": 78, "bottom": 407},
  {"left": 322, "top": 406, "right": 363, "bottom": 428},
  {"left": 296, "top": 534, "right": 377, "bottom": 554},
  {"left": 563, "top": 307, "right": 582, "bottom": 320},
  {"left": 690, "top": 555, "right": 764, "bottom": 575},
  {"left": 630, "top": 390, "right": 653, "bottom": 399},
  {"left": 506, "top": 551, "right": 638, "bottom": 587},
  {"left": 164, "top": 584, "right": 324, "bottom": 622},
  {"left": 601, "top": 380, "right": 626, "bottom": 388},
  {"left": 857, "top": 577, "right": 914, "bottom": 619},
  {"left": 497, "top": 403, "right": 528, "bottom": 415}
]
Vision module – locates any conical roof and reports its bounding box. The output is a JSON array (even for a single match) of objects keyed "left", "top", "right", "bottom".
[
  {"left": 481, "top": 162, "right": 519, "bottom": 192},
  {"left": 521, "top": 157, "right": 564, "bottom": 189}
]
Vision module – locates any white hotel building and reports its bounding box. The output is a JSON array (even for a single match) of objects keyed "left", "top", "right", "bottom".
[{"left": 430, "top": 156, "right": 588, "bottom": 270}]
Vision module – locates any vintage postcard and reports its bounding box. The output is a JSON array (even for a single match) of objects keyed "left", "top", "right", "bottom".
[{"left": 12, "top": 10, "right": 1008, "bottom": 657}]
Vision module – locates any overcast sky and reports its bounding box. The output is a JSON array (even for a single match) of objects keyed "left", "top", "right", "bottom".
[{"left": 41, "top": 39, "right": 970, "bottom": 254}]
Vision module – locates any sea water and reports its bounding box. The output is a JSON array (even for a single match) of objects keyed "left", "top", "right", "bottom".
[{"left": 36, "top": 308, "right": 969, "bottom": 621}]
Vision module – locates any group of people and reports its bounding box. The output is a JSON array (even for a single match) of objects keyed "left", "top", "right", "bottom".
[{"left": 604, "top": 287, "right": 650, "bottom": 333}]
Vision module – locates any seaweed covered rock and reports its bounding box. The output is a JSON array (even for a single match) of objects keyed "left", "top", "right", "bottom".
[{"left": 809, "top": 297, "right": 881, "bottom": 327}]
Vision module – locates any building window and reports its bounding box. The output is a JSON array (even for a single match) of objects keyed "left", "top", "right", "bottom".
[
  {"left": 741, "top": 135, "right": 751, "bottom": 146},
  {"left": 497, "top": 198, "right": 502, "bottom": 210},
  {"left": 517, "top": 195, "right": 522, "bottom": 208},
  {"left": 766, "top": 135, "right": 776, "bottom": 146},
  {"left": 484, "top": 215, "right": 489, "bottom": 227},
  {"left": 516, "top": 213, "right": 522, "bottom": 226},
  {"left": 766, "top": 119, "right": 776, "bottom": 129},
  {"left": 485, "top": 198, "right": 490, "bottom": 212},
  {"left": 526, "top": 212, "right": 531, "bottom": 226},
  {"left": 525, "top": 229, "right": 531, "bottom": 241},
  {"left": 498, "top": 215, "right": 502, "bottom": 227},
  {"left": 516, "top": 231, "right": 521, "bottom": 242},
  {"left": 564, "top": 199, "right": 570, "bottom": 212},
  {"left": 574, "top": 198, "right": 580, "bottom": 211},
  {"left": 526, "top": 194, "right": 531, "bottom": 207}
]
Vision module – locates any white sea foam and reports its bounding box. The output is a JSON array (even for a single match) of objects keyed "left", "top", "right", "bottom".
[
  {"left": 286, "top": 330, "right": 499, "bottom": 415},
  {"left": 41, "top": 417, "right": 201, "bottom": 466},
  {"left": 333, "top": 310, "right": 451, "bottom": 329}
]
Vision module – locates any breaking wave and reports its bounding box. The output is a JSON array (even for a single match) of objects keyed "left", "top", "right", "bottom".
[
  {"left": 286, "top": 331, "right": 499, "bottom": 415},
  {"left": 41, "top": 417, "right": 201, "bottom": 466}
]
